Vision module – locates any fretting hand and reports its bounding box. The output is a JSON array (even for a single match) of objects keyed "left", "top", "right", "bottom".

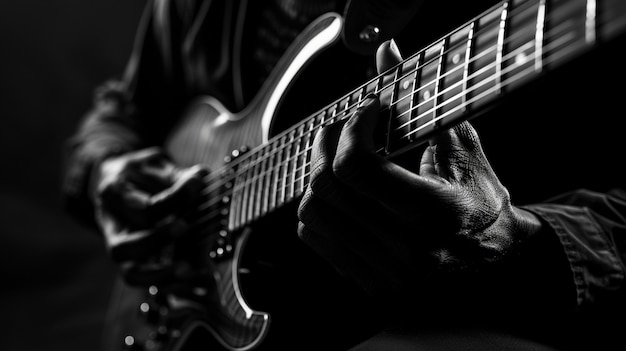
[{"left": 297, "top": 40, "right": 542, "bottom": 299}]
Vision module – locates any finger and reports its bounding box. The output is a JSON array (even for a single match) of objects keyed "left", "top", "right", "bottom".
[
  {"left": 101, "top": 166, "right": 207, "bottom": 227},
  {"left": 376, "top": 39, "right": 403, "bottom": 74},
  {"left": 148, "top": 165, "right": 208, "bottom": 219},
  {"left": 306, "top": 114, "right": 413, "bottom": 254},
  {"left": 428, "top": 121, "right": 486, "bottom": 182},
  {"left": 334, "top": 95, "right": 447, "bottom": 211}
]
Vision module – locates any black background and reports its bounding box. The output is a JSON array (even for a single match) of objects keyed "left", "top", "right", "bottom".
[{"left": 0, "top": 1, "right": 146, "bottom": 350}]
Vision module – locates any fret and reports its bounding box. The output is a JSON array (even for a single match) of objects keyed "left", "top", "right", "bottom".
[
  {"left": 248, "top": 151, "right": 260, "bottom": 221},
  {"left": 602, "top": 0, "right": 626, "bottom": 39},
  {"left": 229, "top": 160, "right": 247, "bottom": 229},
  {"left": 256, "top": 146, "right": 268, "bottom": 218},
  {"left": 277, "top": 135, "right": 289, "bottom": 207},
  {"left": 385, "top": 64, "right": 403, "bottom": 152},
  {"left": 544, "top": 0, "right": 588, "bottom": 67},
  {"left": 302, "top": 118, "right": 316, "bottom": 191},
  {"left": 432, "top": 38, "right": 447, "bottom": 128},
  {"left": 414, "top": 41, "right": 443, "bottom": 136},
  {"left": 339, "top": 95, "right": 351, "bottom": 117},
  {"left": 326, "top": 103, "right": 339, "bottom": 124},
  {"left": 469, "top": 5, "right": 501, "bottom": 110},
  {"left": 268, "top": 139, "right": 280, "bottom": 211},
  {"left": 350, "top": 86, "right": 365, "bottom": 108},
  {"left": 463, "top": 22, "right": 476, "bottom": 111},
  {"left": 437, "top": 24, "right": 472, "bottom": 125},
  {"left": 261, "top": 145, "right": 272, "bottom": 215},
  {"left": 503, "top": 0, "right": 544, "bottom": 89},
  {"left": 387, "top": 52, "right": 420, "bottom": 152},
  {"left": 293, "top": 124, "right": 307, "bottom": 196},
  {"left": 239, "top": 157, "right": 252, "bottom": 225},
  {"left": 226, "top": 169, "right": 239, "bottom": 230},
  {"left": 286, "top": 130, "right": 298, "bottom": 201},
  {"left": 378, "top": 68, "right": 396, "bottom": 111}
]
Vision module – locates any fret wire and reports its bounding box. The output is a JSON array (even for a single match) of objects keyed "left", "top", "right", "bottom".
[
  {"left": 291, "top": 126, "right": 303, "bottom": 198},
  {"left": 496, "top": 0, "right": 511, "bottom": 93},
  {"left": 385, "top": 64, "right": 403, "bottom": 152},
  {"left": 269, "top": 138, "right": 280, "bottom": 210},
  {"left": 535, "top": 0, "right": 547, "bottom": 72},
  {"left": 406, "top": 51, "right": 422, "bottom": 143},
  {"left": 239, "top": 157, "right": 251, "bottom": 226},
  {"left": 432, "top": 38, "right": 448, "bottom": 128},
  {"left": 261, "top": 146, "right": 271, "bottom": 214},
  {"left": 256, "top": 146, "right": 266, "bottom": 217},
  {"left": 463, "top": 21, "right": 476, "bottom": 111},
  {"left": 585, "top": 0, "right": 597, "bottom": 43},
  {"left": 248, "top": 151, "right": 259, "bottom": 220}
]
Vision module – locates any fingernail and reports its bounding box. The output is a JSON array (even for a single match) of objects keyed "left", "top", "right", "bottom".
[
  {"left": 360, "top": 93, "right": 378, "bottom": 106},
  {"left": 389, "top": 39, "right": 400, "bottom": 56}
]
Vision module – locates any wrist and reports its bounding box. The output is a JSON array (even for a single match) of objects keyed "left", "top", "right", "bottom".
[{"left": 510, "top": 206, "right": 544, "bottom": 240}]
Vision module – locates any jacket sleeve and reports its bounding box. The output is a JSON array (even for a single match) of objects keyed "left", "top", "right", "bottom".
[
  {"left": 61, "top": 0, "right": 191, "bottom": 227},
  {"left": 523, "top": 188, "right": 626, "bottom": 311}
]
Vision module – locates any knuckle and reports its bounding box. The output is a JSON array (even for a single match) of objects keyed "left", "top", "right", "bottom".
[
  {"left": 309, "top": 157, "right": 335, "bottom": 197},
  {"left": 297, "top": 188, "right": 314, "bottom": 224},
  {"left": 297, "top": 222, "right": 311, "bottom": 242},
  {"left": 332, "top": 147, "right": 369, "bottom": 185}
]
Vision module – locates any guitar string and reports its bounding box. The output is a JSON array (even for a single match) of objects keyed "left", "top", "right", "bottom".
[
  {"left": 197, "top": 0, "right": 541, "bottom": 185},
  {"left": 190, "top": 30, "right": 593, "bottom": 231},
  {"left": 394, "top": 30, "right": 576, "bottom": 139}
]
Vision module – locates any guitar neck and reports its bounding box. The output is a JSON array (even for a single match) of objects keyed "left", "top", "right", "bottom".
[{"left": 216, "top": 0, "right": 625, "bottom": 231}]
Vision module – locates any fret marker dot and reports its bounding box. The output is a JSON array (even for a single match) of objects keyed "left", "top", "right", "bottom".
[
  {"left": 402, "top": 81, "right": 411, "bottom": 90},
  {"left": 452, "top": 53, "right": 461, "bottom": 65},
  {"left": 423, "top": 90, "right": 431, "bottom": 101},
  {"left": 515, "top": 52, "right": 528, "bottom": 66}
]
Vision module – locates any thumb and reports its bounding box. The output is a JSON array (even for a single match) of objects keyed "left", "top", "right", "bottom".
[{"left": 376, "top": 39, "right": 403, "bottom": 74}]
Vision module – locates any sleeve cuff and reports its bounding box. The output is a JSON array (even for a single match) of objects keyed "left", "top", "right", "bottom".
[{"left": 523, "top": 204, "right": 625, "bottom": 308}]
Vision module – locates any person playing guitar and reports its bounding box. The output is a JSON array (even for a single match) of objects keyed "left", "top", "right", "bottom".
[{"left": 63, "top": 0, "right": 626, "bottom": 350}]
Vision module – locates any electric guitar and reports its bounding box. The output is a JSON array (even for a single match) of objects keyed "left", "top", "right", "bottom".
[{"left": 120, "top": 0, "right": 626, "bottom": 350}]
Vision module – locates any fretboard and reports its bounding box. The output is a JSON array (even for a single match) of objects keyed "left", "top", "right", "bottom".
[{"left": 202, "top": 0, "right": 625, "bottom": 232}]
